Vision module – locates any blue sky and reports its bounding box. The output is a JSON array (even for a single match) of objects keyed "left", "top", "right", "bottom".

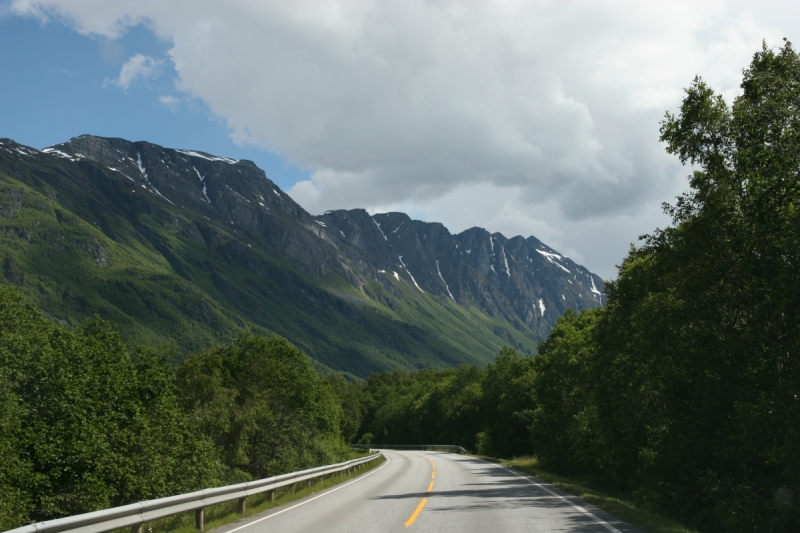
[
  {"left": 0, "top": 9, "right": 310, "bottom": 191},
  {"left": 1, "top": 1, "right": 797, "bottom": 278}
]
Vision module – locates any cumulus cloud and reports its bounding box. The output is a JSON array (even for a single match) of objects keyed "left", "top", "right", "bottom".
[
  {"left": 10, "top": 0, "right": 793, "bottom": 277},
  {"left": 108, "top": 53, "right": 161, "bottom": 90}
]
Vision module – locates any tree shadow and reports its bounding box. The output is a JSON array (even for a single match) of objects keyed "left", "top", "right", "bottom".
[{"left": 371, "top": 455, "right": 645, "bottom": 532}]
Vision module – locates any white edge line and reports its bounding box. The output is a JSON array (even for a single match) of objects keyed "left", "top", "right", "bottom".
[
  {"left": 224, "top": 455, "right": 391, "bottom": 533},
  {"left": 493, "top": 464, "right": 622, "bottom": 533}
]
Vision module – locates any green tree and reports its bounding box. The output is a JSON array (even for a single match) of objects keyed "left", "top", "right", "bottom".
[
  {"left": 177, "top": 334, "right": 348, "bottom": 481},
  {"left": 325, "top": 373, "right": 365, "bottom": 444},
  {"left": 530, "top": 309, "right": 606, "bottom": 478},
  {"left": 578, "top": 40, "right": 800, "bottom": 530},
  {"left": 479, "top": 347, "right": 536, "bottom": 458},
  {"left": 353, "top": 365, "right": 485, "bottom": 450},
  {"left": 0, "top": 286, "right": 220, "bottom": 527}
]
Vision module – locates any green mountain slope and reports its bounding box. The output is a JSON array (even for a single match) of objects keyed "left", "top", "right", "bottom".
[{"left": 0, "top": 136, "right": 600, "bottom": 376}]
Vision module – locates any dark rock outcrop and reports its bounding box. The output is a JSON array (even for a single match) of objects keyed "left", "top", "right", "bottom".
[{"left": 0, "top": 135, "right": 604, "bottom": 375}]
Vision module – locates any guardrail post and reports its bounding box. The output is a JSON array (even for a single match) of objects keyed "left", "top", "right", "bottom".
[
  {"left": 7, "top": 453, "right": 380, "bottom": 533},
  {"left": 195, "top": 508, "right": 204, "bottom": 531}
]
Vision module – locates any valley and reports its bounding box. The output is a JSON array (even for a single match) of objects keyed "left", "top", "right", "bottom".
[{"left": 0, "top": 135, "right": 604, "bottom": 376}]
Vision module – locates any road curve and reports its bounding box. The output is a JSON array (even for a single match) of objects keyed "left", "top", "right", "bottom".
[{"left": 214, "top": 450, "right": 644, "bottom": 533}]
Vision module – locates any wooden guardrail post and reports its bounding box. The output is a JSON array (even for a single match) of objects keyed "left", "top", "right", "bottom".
[
  {"left": 195, "top": 508, "right": 204, "bottom": 531},
  {"left": 237, "top": 497, "right": 246, "bottom": 515},
  {"left": 131, "top": 525, "right": 142, "bottom": 533},
  {"left": 269, "top": 489, "right": 275, "bottom": 503}
]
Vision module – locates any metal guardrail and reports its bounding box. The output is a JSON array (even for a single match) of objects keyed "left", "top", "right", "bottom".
[
  {"left": 352, "top": 444, "right": 467, "bottom": 454},
  {"left": 6, "top": 452, "right": 382, "bottom": 533}
]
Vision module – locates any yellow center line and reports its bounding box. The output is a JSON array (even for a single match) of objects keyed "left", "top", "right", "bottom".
[
  {"left": 404, "top": 498, "right": 427, "bottom": 526},
  {"left": 405, "top": 456, "right": 437, "bottom": 527}
]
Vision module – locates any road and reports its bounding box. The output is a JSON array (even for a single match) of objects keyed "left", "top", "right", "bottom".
[{"left": 215, "top": 450, "right": 644, "bottom": 533}]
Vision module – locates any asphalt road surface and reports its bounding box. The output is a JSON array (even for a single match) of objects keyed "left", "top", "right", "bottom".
[{"left": 215, "top": 450, "right": 645, "bottom": 533}]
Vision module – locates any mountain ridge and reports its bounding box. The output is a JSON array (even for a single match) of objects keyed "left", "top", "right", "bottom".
[{"left": 0, "top": 134, "right": 604, "bottom": 376}]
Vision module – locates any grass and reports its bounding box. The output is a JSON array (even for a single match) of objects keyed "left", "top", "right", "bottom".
[
  {"left": 117, "top": 452, "right": 385, "bottom": 533},
  {"left": 489, "top": 456, "right": 699, "bottom": 533},
  {"left": 1, "top": 153, "right": 543, "bottom": 377}
]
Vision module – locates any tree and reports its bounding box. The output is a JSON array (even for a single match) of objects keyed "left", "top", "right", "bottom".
[
  {"left": 479, "top": 347, "right": 536, "bottom": 458},
  {"left": 177, "top": 334, "right": 348, "bottom": 480},
  {"left": 584, "top": 40, "right": 800, "bottom": 530},
  {"left": 0, "top": 285, "right": 221, "bottom": 526},
  {"left": 530, "top": 309, "right": 606, "bottom": 477}
]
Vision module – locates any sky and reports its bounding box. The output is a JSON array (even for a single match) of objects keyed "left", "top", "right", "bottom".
[{"left": 1, "top": 1, "right": 798, "bottom": 279}]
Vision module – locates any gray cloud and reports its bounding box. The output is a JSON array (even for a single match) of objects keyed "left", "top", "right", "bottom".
[{"left": 11, "top": 0, "right": 793, "bottom": 277}]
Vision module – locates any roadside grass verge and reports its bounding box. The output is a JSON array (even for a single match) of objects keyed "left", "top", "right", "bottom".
[
  {"left": 114, "top": 452, "right": 384, "bottom": 533},
  {"left": 487, "top": 456, "right": 698, "bottom": 533}
]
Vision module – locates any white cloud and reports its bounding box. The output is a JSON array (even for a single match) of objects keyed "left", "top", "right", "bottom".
[
  {"left": 158, "top": 94, "right": 180, "bottom": 112},
  {"left": 109, "top": 53, "right": 161, "bottom": 90},
  {"left": 11, "top": 0, "right": 795, "bottom": 277}
]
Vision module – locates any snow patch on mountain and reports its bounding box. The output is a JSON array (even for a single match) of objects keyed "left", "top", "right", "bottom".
[
  {"left": 108, "top": 167, "right": 135, "bottom": 182},
  {"left": 136, "top": 152, "right": 174, "bottom": 205},
  {"left": 537, "top": 249, "right": 570, "bottom": 273},
  {"left": 372, "top": 217, "right": 387, "bottom": 241},
  {"left": 398, "top": 255, "right": 424, "bottom": 293},
  {"left": 436, "top": 260, "right": 455, "bottom": 302},
  {"left": 176, "top": 149, "right": 238, "bottom": 164},
  {"left": 42, "top": 147, "right": 79, "bottom": 161},
  {"left": 590, "top": 276, "right": 603, "bottom": 301}
]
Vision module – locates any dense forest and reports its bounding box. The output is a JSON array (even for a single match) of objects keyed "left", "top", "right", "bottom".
[
  {"left": 341, "top": 41, "right": 800, "bottom": 532},
  {"left": 0, "top": 283, "right": 352, "bottom": 530},
  {"left": 2, "top": 40, "right": 799, "bottom": 533}
]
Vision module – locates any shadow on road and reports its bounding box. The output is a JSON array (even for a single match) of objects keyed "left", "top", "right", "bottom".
[{"left": 370, "top": 456, "right": 641, "bottom": 533}]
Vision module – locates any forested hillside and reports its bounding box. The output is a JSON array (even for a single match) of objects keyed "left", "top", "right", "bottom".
[{"left": 341, "top": 42, "right": 800, "bottom": 532}]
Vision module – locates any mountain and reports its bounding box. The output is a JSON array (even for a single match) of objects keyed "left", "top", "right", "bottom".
[{"left": 0, "top": 135, "right": 604, "bottom": 377}]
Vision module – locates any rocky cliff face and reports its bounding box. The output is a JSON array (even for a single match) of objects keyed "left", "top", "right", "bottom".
[
  {"left": 44, "top": 135, "right": 341, "bottom": 276},
  {"left": 319, "top": 210, "right": 604, "bottom": 334},
  {"left": 0, "top": 135, "right": 604, "bottom": 375}
]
